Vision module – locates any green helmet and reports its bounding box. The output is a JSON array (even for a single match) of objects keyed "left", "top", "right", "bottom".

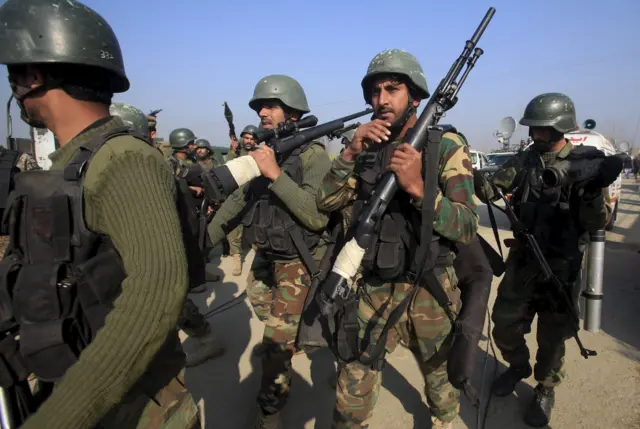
[
  {"left": 109, "top": 103, "right": 149, "bottom": 139},
  {"left": 249, "top": 75, "right": 310, "bottom": 114},
  {"left": 0, "top": 0, "right": 129, "bottom": 93},
  {"left": 361, "top": 49, "right": 429, "bottom": 105},
  {"left": 519, "top": 93, "right": 577, "bottom": 133},
  {"left": 194, "top": 138, "right": 212, "bottom": 149},
  {"left": 169, "top": 128, "right": 197, "bottom": 149},
  {"left": 241, "top": 125, "right": 259, "bottom": 137},
  {"left": 342, "top": 128, "right": 357, "bottom": 143}
]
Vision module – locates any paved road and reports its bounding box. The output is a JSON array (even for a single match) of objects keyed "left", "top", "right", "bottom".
[{"left": 184, "top": 181, "right": 640, "bottom": 429}]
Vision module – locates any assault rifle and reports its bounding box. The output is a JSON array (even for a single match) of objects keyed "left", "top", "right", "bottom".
[
  {"left": 148, "top": 109, "right": 163, "bottom": 117},
  {"left": 328, "top": 122, "right": 360, "bottom": 140},
  {"left": 489, "top": 185, "right": 597, "bottom": 359},
  {"left": 316, "top": 7, "right": 496, "bottom": 315},
  {"left": 177, "top": 108, "right": 373, "bottom": 203},
  {"left": 252, "top": 116, "right": 319, "bottom": 145}
]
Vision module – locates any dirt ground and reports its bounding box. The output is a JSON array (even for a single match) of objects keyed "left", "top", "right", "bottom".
[{"left": 184, "top": 180, "right": 640, "bottom": 429}]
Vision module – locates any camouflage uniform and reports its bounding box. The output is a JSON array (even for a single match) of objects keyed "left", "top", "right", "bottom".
[
  {"left": 0, "top": 150, "right": 40, "bottom": 259},
  {"left": 207, "top": 86, "right": 331, "bottom": 419},
  {"left": 318, "top": 132, "right": 478, "bottom": 428}
]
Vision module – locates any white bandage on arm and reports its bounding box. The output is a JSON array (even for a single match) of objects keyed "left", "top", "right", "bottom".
[{"left": 225, "top": 155, "right": 262, "bottom": 187}]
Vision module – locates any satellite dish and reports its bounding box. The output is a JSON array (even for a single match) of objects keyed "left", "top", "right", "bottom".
[
  {"left": 498, "top": 116, "right": 517, "bottom": 140},
  {"left": 617, "top": 141, "right": 630, "bottom": 153},
  {"left": 584, "top": 119, "right": 596, "bottom": 130}
]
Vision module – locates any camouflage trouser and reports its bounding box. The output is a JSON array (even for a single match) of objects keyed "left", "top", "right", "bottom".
[
  {"left": 227, "top": 225, "right": 243, "bottom": 256},
  {"left": 491, "top": 249, "right": 579, "bottom": 388},
  {"left": 99, "top": 371, "right": 200, "bottom": 428},
  {"left": 246, "top": 253, "right": 311, "bottom": 414},
  {"left": 0, "top": 235, "right": 8, "bottom": 260},
  {"left": 178, "top": 298, "right": 211, "bottom": 338},
  {"left": 333, "top": 267, "right": 461, "bottom": 428}
]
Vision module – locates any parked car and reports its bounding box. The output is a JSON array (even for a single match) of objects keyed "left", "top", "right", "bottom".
[
  {"left": 470, "top": 149, "right": 489, "bottom": 170},
  {"left": 478, "top": 152, "right": 518, "bottom": 178}
]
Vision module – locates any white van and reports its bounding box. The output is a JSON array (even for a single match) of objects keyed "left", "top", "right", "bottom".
[
  {"left": 564, "top": 130, "right": 622, "bottom": 230},
  {"left": 470, "top": 149, "right": 489, "bottom": 170}
]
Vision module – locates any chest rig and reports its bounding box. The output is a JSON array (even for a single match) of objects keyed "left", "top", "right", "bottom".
[
  {"left": 351, "top": 143, "right": 452, "bottom": 281},
  {"left": 512, "top": 150, "right": 584, "bottom": 262},
  {"left": 241, "top": 142, "right": 323, "bottom": 269}
]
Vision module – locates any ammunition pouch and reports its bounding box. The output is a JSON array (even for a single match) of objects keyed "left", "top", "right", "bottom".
[
  {"left": 242, "top": 197, "right": 320, "bottom": 263},
  {"left": 241, "top": 142, "right": 323, "bottom": 266}
]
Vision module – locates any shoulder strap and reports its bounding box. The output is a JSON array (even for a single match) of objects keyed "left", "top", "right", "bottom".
[{"left": 63, "top": 126, "right": 144, "bottom": 182}]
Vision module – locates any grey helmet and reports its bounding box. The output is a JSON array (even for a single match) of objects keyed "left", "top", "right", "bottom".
[
  {"left": 240, "top": 125, "right": 259, "bottom": 137},
  {"left": 0, "top": 0, "right": 129, "bottom": 92},
  {"left": 169, "top": 128, "right": 197, "bottom": 149},
  {"left": 519, "top": 93, "right": 578, "bottom": 133},
  {"left": 194, "top": 138, "right": 212, "bottom": 149},
  {"left": 361, "top": 49, "right": 429, "bottom": 105},
  {"left": 109, "top": 102, "right": 149, "bottom": 139},
  {"left": 249, "top": 75, "right": 310, "bottom": 114}
]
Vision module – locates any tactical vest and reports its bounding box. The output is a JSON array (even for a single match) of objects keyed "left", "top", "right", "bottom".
[
  {"left": 511, "top": 149, "right": 586, "bottom": 272},
  {"left": 241, "top": 142, "right": 323, "bottom": 264},
  {"left": 0, "top": 126, "right": 204, "bottom": 383},
  {"left": 351, "top": 143, "right": 453, "bottom": 281}
]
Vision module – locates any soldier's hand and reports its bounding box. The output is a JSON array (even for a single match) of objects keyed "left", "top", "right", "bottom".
[
  {"left": 249, "top": 145, "right": 281, "bottom": 181},
  {"left": 189, "top": 186, "right": 204, "bottom": 197},
  {"left": 343, "top": 119, "right": 392, "bottom": 161},
  {"left": 230, "top": 138, "right": 239, "bottom": 153},
  {"left": 388, "top": 144, "right": 423, "bottom": 199}
]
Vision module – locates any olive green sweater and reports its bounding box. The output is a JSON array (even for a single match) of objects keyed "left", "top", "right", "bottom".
[{"left": 22, "top": 117, "right": 190, "bottom": 429}]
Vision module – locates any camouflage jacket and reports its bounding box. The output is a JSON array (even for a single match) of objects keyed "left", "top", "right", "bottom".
[
  {"left": 317, "top": 131, "right": 478, "bottom": 245},
  {"left": 475, "top": 141, "right": 609, "bottom": 233},
  {"left": 167, "top": 153, "right": 194, "bottom": 175},
  {"left": 16, "top": 152, "right": 41, "bottom": 171}
]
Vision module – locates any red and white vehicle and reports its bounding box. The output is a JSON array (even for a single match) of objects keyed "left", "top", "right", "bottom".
[{"left": 564, "top": 129, "right": 622, "bottom": 230}]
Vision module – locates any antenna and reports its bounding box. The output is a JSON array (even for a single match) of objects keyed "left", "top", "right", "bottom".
[{"left": 494, "top": 116, "right": 517, "bottom": 150}]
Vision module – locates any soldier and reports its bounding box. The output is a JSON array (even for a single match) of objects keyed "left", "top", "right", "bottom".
[
  {"left": 168, "top": 127, "right": 198, "bottom": 172},
  {"left": 0, "top": 145, "right": 40, "bottom": 259},
  {"left": 0, "top": 0, "right": 201, "bottom": 427},
  {"left": 474, "top": 93, "right": 609, "bottom": 427},
  {"left": 149, "top": 112, "right": 173, "bottom": 158},
  {"left": 207, "top": 74, "right": 331, "bottom": 428},
  {"left": 193, "top": 138, "right": 218, "bottom": 170},
  {"left": 225, "top": 125, "right": 259, "bottom": 276},
  {"left": 109, "top": 102, "right": 150, "bottom": 141},
  {"left": 165, "top": 129, "right": 226, "bottom": 365},
  {"left": 317, "top": 49, "right": 478, "bottom": 429}
]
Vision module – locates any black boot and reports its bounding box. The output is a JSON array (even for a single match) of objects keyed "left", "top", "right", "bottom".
[
  {"left": 254, "top": 406, "right": 281, "bottom": 429},
  {"left": 524, "top": 384, "right": 555, "bottom": 427},
  {"left": 492, "top": 365, "right": 532, "bottom": 397}
]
